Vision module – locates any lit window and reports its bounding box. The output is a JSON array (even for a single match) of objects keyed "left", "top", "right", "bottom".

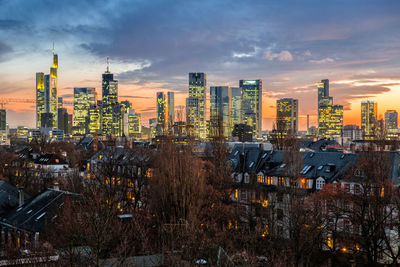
[
  {"left": 267, "top": 176, "right": 273, "bottom": 185},
  {"left": 278, "top": 177, "right": 285, "bottom": 186}
]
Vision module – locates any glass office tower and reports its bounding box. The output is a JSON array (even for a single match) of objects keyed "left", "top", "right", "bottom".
[{"left": 240, "top": 79, "right": 262, "bottom": 138}]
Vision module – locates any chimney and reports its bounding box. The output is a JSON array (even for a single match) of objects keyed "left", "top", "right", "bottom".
[
  {"left": 18, "top": 187, "right": 24, "bottom": 206},
  {"left": 53, "top": 182, "right": 59, "bottom": 191}
]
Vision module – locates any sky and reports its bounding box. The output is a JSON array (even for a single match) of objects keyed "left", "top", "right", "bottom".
[{"left": 1, "top": 0, "right": 400, "bottom": 129}]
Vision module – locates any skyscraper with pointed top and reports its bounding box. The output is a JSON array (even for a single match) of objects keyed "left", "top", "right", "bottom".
[
  {"left": 36, "top": 43, "right": 58, "bottom": 129},
  {"left": 101, "top": 57, "right": 119, "bottom": 136}
]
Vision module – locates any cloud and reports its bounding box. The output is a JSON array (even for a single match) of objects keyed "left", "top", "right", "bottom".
[
  {"left": 309, "top": 57, "right": 335, "bottom": 64},
  {"left": 264, "top": 50, "right": 293, "bottom": 62},
  {"left": 119, "top": 95, "right": 152, "bottom": 99},
  {"left": 303, "top": 50, "right": 312, "bottom": 57}
]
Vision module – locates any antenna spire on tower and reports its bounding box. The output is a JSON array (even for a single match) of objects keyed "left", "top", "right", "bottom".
[
  {"left": 52, "top": 41, "right": 55, "bottom": 55},
  {"left": 107, "top": 56, "right": 110, "bottom": 72}
]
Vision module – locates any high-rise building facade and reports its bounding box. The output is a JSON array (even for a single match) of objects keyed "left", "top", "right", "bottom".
[
  {"left": 168, "top": 92, "right": 175, "bottom": 126},
  {"left": 385, "top": 110, "right": 398, "bottom": 140},
  {"left": 36, "top": 72, "right": 45, "bottom": 128},
  {"left": 124, "top": 109, "right": 141, "bottom": 136},
  {"left": 0, "top": 109, "right": 6, "bottom": 131},
  {"left": 186, "top": 73, "right": 206, "bottom": 139},
  {"left": 73, "top": 87, "right": 96, "bottom": 135},
  {"left": 88, "top": 103, "right": 101, "bottom": 135},
  {"left": 101, "top": 58, "right": 118, "bottom": 136},
  {"left": 276, "top": 98, "right": 298, "bottom": 135},
  {"left": 231, "top": 87, "right": 241, "bottom": 132},
  {"left": 186, "top": 97, "right": 199, "bottom": 137},
  {"left": 210, "top": 86, "right": 231, "bottom": 138},
  {"left": 156, "top": 92, "right": 168, "bottom": 135},
  {"left": 35, "top": 47, "right": 59, "bottom": 129},
  {"left": 240, "top": 80, "right": 262, "bottom": 138},
  {"left": 57, "top": 108, "right": 69, "bottom": 135},
  {"left": 361, "top": 101, "right": 377, "bottom": 139},
  {"left": 317, "top": 79, "right": 343, "bottom": 139},
  {"left": 343, "top": 125, "right": 362, "bottom": 140}
]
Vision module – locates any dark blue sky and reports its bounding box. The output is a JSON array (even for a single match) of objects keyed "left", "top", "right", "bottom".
[{"left": 1, "top": 0, "right": 400, "bottom": 128}]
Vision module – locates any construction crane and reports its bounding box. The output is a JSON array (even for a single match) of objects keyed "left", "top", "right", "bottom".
[{"left": 0, "top": 98, "right": 73, "bottom": 109}]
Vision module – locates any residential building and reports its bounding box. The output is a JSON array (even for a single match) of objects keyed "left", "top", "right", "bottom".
[
  {"left": 240, "top": 79, "right": 262, "bottom": 139},
  {"left": 210, "top": 86, "right": 231, "bottom": 138}
]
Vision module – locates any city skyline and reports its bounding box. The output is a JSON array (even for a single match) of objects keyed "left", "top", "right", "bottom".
[{"left": 1, "top": 1, "right": 400, "bottom": 129}]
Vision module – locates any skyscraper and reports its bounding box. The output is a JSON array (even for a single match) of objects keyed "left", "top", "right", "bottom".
[
  {"left": 385, "top": 110, "right": 398, "bottom": 140},
  {"left": 168, "top": 92, "right": 175, "bottom": 126},
  {"left": 36, "top": 72, "right": 45, "bottom": 128},
  {"left": 317, "top": 79, "right": 343, "bottom": 139},
  {"left": 240, "top": 79, "right": 262, "bottom": 138},
  {"left": 361, "top": 101, "right": 377, "bottom": 139},
  {"left": 124, "top": 109, "right": 141, "bottom": 136},
  {"left": 49, "top": 46, "right": 58, "bottom": 128},
  {"left": 276, "top": 98, "right": 298, "bottom": 135},
  {"left": 210, "top": 86, "right": 231, "bottom": 138},
  {"left": 35, "top": 46, "right": 59, "bottom": 129},
  {"left": 156, "top": 92, "right": 168, "bottom": 135},
  {"left": 186, "top": 73, "right": 206, "bottom": 139},
  {"left": 101, "top": 57, "right": 118, "bottom": 136},
  {"left": 231, "top": 87, "right": 241, "bottom": 132},
  {"left": 57, "top": 107, "right": 69, "bottom": 135},
  {"left": 88, "top": 102, "right": 101, "bottom": 135},
  {"left": 0, "top": 109, "right": 6, "bottom": 131},
  {"left": 73, "top": 87, "right": 96, "bottom": 135}
]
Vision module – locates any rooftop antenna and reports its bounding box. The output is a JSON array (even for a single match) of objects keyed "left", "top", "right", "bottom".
[
  {"left": 52, "top": 41, "right": 55, "bottom": 55},
  {"left": 107, "top": 56, "right": 110, "bottom": 72}
]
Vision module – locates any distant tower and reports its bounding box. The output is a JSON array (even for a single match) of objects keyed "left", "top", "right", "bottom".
[
  {"left": 186, "top": 73, "right": 207, "bottom": 139},
  {"left": 240, "top": 79, "right": 262, "bottom": 139},
  {"left": 307, "top": 114, "right": 310, "bottom": 134},
  {"left": 361, "top": 101, "right": 377, "bottom": 139},
  {"left": 276, "top": 98, "right": 298, "bottom": 135},
  {"left": 101, "top": 57, "right": 119, "bottom": 136},
  {"left": 36, "top": 43, "right": 58, "bottom": 129},
  {"left": 210, "top": 86, "right": 231, "bottom": 138}
]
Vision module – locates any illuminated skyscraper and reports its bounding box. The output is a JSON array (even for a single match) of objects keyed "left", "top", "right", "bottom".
[
  {"left": 385, "top": 110, "right": 397, "bottom": 140},
  {"left": 231, "top": 87, "right": 241, "bottom": 131},
  {"left": 240, "top": 79, "right": 262, "bottom": 138},
  {"left": 124, "top": 109, "right": 141, "bottom": 136},
  {"left": 187, "top": 73, "right": 206, "bottom": 139},
  {"left": 361, "top": 101, "right": 377, "bottom": 139},
  {"left": 36, "top": 72, "right": 45, "bottom": 128},
  {"left": 36, "top": 45, "right": 58, "bottom": 129},
  {"left": 101, "top": 57, "right": 118, "bottom": 136},
  {"left": 88, "top": 101, "right": 101, "bottom": 135},
  {"left": 168, "top": 92, "right": 175, "bottom": 126},
  {"left": 317, "top": 79, "right": 343, "bottom": 139},
  {"left": 210, "top": 86, "right": 231, "bottom": 138},
  {"left": 186, "top": 97, "right": 199, "bottom": 137},
  {"left": 49, "top": 46, "right": 58, "bottom": 128},
  {"left": 0, "top": 109, "right": 6, "bottom": 131},
  {"left": 276, "top": 98, "right": 298, "bottom": 135},
  {"left": 156, "top": 92, "right": 168, "bottom": 135},
  {"left": 73, "top": 87, "right": 96, "bottom": 135},
  {"left": 120, "top": 100, "right": 132, "bottom": 113}
]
